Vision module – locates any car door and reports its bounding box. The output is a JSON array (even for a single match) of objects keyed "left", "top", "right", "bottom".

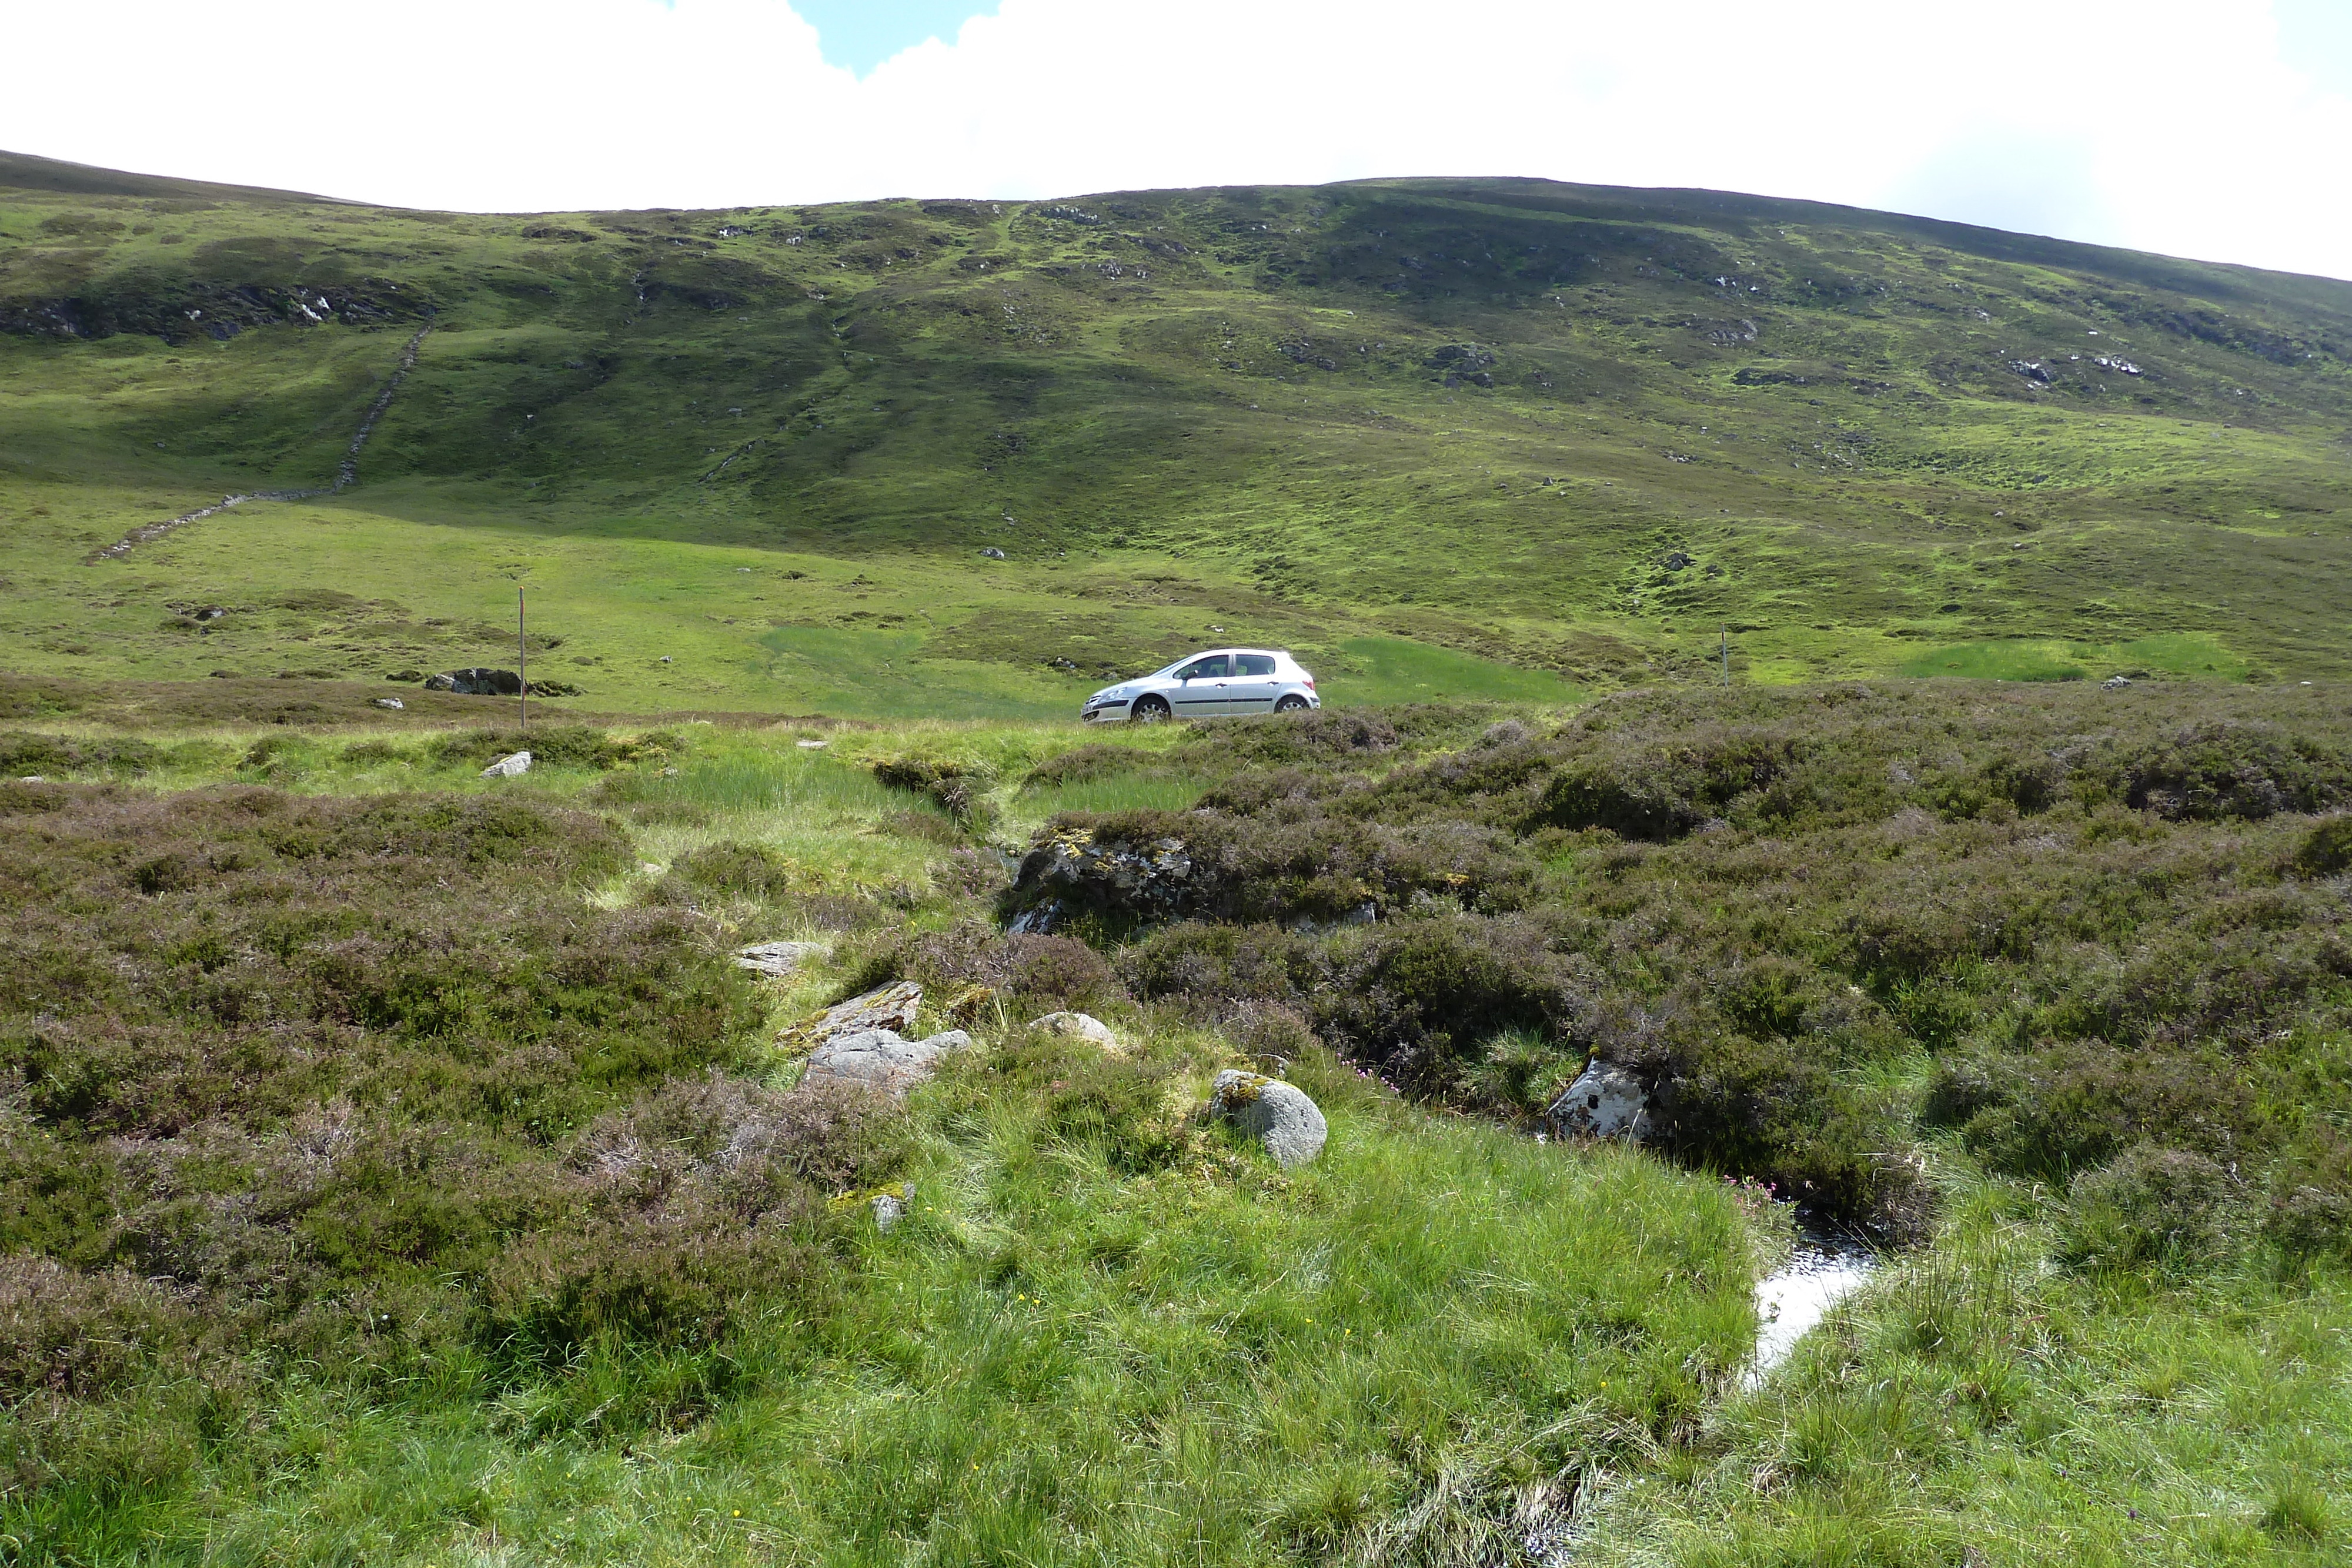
[
  {"left": 1226, "top": 653, "right": 1281, "bottom": 713},
  {"left": 1170, "top": 654, "right": 1231, "bottom": 716}
]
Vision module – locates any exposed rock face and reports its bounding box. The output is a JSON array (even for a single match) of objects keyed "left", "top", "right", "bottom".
[
  {"left": 1211, "top": 1068, "right": 1327, "bottom": 1166},
  {"left": 480, "top": 751, "right": 532, "bottom": 778},
  {"left": 425, "top": 667, "right": 524, "bottom": 696},
  {"left": 733, "top": 940, "right": 830, "bottom": 979},
  {"left": 1030, "top": 1011, "right": 1119, "bottom": 1049},
  {"left": 781, "top": 981, "right": 923, "bottom": 1049},
  {"left": 1546, "top": 1061, "right": 1652, "bottom": 1141},
  {"left": 1, "top": 281, "right": 419, "bottom": 344},
  {"left": 1005, "top": 825, "right": 1194, "bottom": 934},
  {"left": 373, "top": 697, "right": 405, "bottom": 710},
  {"left": 798, "top": 1028, "right": 972, "bottom": 1098}
]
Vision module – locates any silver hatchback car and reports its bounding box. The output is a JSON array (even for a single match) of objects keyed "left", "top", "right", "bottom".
[{"left": 1081, "top": 648, "right": 1321, "bottom": 723}]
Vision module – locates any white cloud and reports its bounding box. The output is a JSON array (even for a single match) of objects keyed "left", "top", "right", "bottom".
[{"left": 0, "top": 0, "right": 2344, "bottom": 279}]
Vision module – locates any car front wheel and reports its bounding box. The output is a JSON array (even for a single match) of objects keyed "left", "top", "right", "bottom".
[
  {"left": 1132, "top": 694, "right": 1172, "bottom": 723},
  {"left": 1275, "top": 694, "right": 1311, "bottom": 713}
]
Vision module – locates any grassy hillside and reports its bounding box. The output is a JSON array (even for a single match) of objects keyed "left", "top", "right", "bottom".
[{"left": 3, "top": 152, "right": 2348, "bottom": 713}]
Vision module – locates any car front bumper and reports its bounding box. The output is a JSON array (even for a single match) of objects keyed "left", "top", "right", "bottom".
[{"left": 1081, "top": 697, "right": 1131, "bottom": 723}]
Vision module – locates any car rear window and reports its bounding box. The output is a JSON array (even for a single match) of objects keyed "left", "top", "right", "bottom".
[{"left": 1236, "top": 654, "right": 1277, "bottom": 676}]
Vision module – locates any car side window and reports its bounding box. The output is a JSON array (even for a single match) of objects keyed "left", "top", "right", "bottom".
[
  {"left": 1177, "top": 656, "right": 1228, "bottom": 680},
  {"left": 1235, "top": 654, "right": 1277, "bottom": 676}
]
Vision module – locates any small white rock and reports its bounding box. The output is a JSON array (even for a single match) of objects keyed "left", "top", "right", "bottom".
[
  {"left": 480, "top": 750, "right": 532, "bottom": 778},
  {"left": 796, "top": 738, "right": 828, "bottom": 750},
  {"left": 1546, "top": 1061, "right": 1651, "bottom": 1141},
  {"left": 373, "top": 696, "right": 405, "bottom": 710}
]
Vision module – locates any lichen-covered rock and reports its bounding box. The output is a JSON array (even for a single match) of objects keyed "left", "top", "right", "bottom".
[
  {"left": 1546, "top": 1060, "right": 1651, "bottom": 1141},
  {"left": 1030, "top": 1011, "right": 1119, "bottom": 1049},
  {"left": 1004, "top": 825, "right": 1193, "bottom": 934},
  {"left": 780, "top": 981, "right": 921, "bottom": 1048},
  {"left": 797, "top": 1028, "right": 971, "bottom": 1098},
  {"left": 1211, "top": 1068, "right": 1327, "bottom": 1166}
]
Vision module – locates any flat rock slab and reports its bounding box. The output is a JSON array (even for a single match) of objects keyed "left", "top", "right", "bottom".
[
  {"left": 1030, "top": 1011, "right": 1120, "bottom": 1049},
  {"left": 1211, "top": 1068, "right": 1327, "bottom": 1167},
  {"left": 799, "top": 1028, "right": 972, "bottom": 1098},
  {"left": 733, "top": 940, "right": 831, "bottom": 979},
  {"left": 781, "top": 981, "right": 921, "bottom": 1048}
]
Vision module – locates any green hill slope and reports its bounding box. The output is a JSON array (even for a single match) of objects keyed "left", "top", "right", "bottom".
[{"left": 3, "top": 152, "right": 2348, "bottom": 712}]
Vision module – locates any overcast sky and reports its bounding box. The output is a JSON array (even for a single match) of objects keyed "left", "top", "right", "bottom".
[{"left": 5, "top": 1, "right": 2347, "bottom": 280}]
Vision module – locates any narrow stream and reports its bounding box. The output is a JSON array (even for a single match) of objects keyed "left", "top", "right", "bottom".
[
  {"left": 1741, "top": 1239, "right": 1877, "bottom": 1389},
  {"left": 1530, "top": 1239, "right": 1881, "bottom": 1563}
]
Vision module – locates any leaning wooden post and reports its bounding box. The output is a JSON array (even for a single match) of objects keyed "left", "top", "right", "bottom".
[{"left": 519, "top": 588, "right": 527, "bottom": 734}]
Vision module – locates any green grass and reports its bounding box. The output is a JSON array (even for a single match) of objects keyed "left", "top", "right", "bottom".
[
  {"left": 1897, "top": 640, "right": 2093, "bottom": 681},
  {"left": 1017, "top": 773, "right": 1214, "bottom": 817},
  {"left": 1898, "top": 632, "right": 2255, "bottom": 683},
  {"left": 12, "top": 1089, "right": 1755, "bottom": 1568},
  {"left": 1318, "top": 636, "right": 1580, "bottom": 707}
]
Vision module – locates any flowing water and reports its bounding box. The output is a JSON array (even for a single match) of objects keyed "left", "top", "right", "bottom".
[
  {"left": 1742, "top": 1239, "right": 1878, "bottom": 1389},
  {"left": 1528, "top": 1236, "right": 1880, "bottom": 1563}
]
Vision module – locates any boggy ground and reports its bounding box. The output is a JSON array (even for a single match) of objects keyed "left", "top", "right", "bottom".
[{"left": 2, "top": 681, "right": 2348, "bottom": 1564}]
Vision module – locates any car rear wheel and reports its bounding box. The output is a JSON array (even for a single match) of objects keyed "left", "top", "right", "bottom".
[
  {"left": 1132, "top": 694, "right": 1172, "bottom": 723},
  {"left": 1275, "top": 694, "right": 1311, "bottom": 713}
]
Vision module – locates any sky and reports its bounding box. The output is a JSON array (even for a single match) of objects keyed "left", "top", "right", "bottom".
[{"left": 2, "top": 1, "right": 2348, "bottom": 280}]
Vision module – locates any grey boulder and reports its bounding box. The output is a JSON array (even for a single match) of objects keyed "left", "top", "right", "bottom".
[
  {"left": 1546, "top": 1061, "right": 1652, "bottom": 1141},
  {"left": 799, "top": 1028, "right": 972, "bottom": 1098},
  {"left": 1030, "top": 1011, "right": 1118, "bottom": 1049},
  {"left": 480, "top": 751, "right": 532, "bottom": 778},
  {"left": 1211, "top": 1068, "right": 1327, "bottom": 1167}
]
